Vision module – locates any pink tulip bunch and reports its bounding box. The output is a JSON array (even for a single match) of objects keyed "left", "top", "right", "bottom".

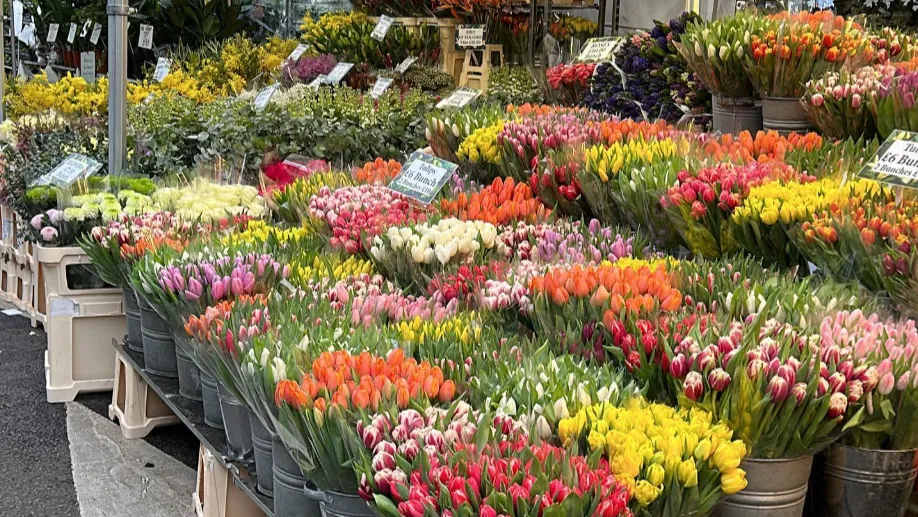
[
  {"left": 819, "top": 310, "right": 918, "bottom": 449},
  {"left": 308, "top": 185, "right": 430, "bottom": 253},
  {"left": 804, "top": 65, "right": 895, "bottom": 139},
  {"left": 156, "top": 252, "right": 289, "bottom": 307},
  {"left": 496, "top": 110, "right": 603, "bottom": 181},
  {"left": 497, "top": 220, "right": 637, "bottom": 265}
]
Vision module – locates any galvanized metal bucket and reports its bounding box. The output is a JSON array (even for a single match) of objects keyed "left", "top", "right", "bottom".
[
  {"left": 809, "top": 444, "right": 918, "bottom": 517},
  {"left": 200, "top": 370, "right": 223, "bottom": 429},
  {"left": 303, "top": 487, "right": 374, "bottom": 517},
  {"left": 122, "top": 288, "right": 143, "bottom": 353},
  {"left": 171, "top": 330, "right": 202, "bottom": 401},
  {"left": 273, "top": 435, "right": 320, "bottom": 517},
  {"left": 713, "top": 455, "right": 814, "bottom": 517},
  {"left": 137, "top": 294, "right": 177, "bottom": 377},
  {"left": 712, "top": 95, "right": 763, "bottom": 135},
  {"left": 762, "top": 96, "right": 815, "bottom": 136},
  {"left": 217, "top": 384, "right": 252, "bottom": 462},
  {"left": 249, "top": 411, "right": 274, "bottom": 497}
]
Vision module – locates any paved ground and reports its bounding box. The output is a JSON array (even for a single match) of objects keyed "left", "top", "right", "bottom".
[{"left": 0, "top": 310, "right": 200, "bottom": 516}]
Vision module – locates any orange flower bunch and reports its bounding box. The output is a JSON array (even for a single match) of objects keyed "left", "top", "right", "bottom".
[
  {"left": 505, "top": 103, "right": 588, "bottom": 118},
  {"left": 354, "top": 158, "right": 402, "bottom": 185},
  {"left": 120, "top": 235, "right": 185, "bottom": 260},
  {"left": 592, "top": 118, "right": 677, "bottom": 146},
  {"left": 440, "top": 177, "right": 551, "bottom": 225},
  {"left": 698, "top": 130, "right": 823, "bottom": 165},
  {"left": 529, "top": 261, "right": 683, "bottom": 315},
  {"left": 274, "top": 348, "right": 457, "bottom": 413}
]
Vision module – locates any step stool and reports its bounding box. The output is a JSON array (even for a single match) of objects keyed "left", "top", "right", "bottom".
[
  {"left": 45, "top": 292, "right": 127, "bottom": 402},
  {"left": 194, "top": 445, "right": 266, "bottom": 517},
  {"left": 459, "top": 45, "right": 504, "bottom": 90},
  {"left": 108, "top": 349, "right": 179, "bottom": 439}
]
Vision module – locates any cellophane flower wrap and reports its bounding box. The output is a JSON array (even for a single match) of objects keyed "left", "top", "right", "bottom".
[
  {"left": 558, "top": 398, "right": 747, "bottom": 517},
  {"left": 804, "top": 65, "right": 894, "bottom": 139},
  {"left": 821, "top": 310, "right": 918, "bottom": 450},
  {"left": 870, "top": 70, "right": 918, "bottom": 139},
  {"left": 677, "top": 14, "right": 755, "bottom": 98}
]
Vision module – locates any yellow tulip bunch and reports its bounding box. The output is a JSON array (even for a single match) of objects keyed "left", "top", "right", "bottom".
[
  {"left": 290, "top": 254, "right": 375, "bottom": 287},
  {"left": 605, "top": 256, "right": 677, "bottom": 273},
  {"left": 223, "top": 220, "right": 312, "bottom": 246},
  {"left": 583, "top": 138, "right": 682, "bottom": 184},
  {"left": 457, "top": 122, "right": 504, "bottom": 183},
  {"left": 558, "top": 399, "right": 747, "bottom": 516},
  {"left": 393, "top": 312, "right": 481, "bottom": 346}
]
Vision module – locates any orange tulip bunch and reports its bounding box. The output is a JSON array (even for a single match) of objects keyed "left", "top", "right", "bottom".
[
  {"left": 592, "top": 118, "right": 679, "bottom": 146},
  {"left": 274, "top": 348, "right": 457, "bottom": 414},
  {"left": 354, "top": 158, "right": 402, "bottom": 185},
  {"left": 440, "top": 177, "right": 551, "bottom": 226},
  {"left": 698, "top": 130, "right": 824, "bottom": 165}
]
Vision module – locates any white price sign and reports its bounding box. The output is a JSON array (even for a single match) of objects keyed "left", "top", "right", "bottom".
[
  {"left": 395, "top": 57, "right": 417, "bottom": 75},
  {"left": 33, "top": 154, "right": 103, "bottom": 188},
  {"left": 287, "top": 43, "right": 308, "bottom": 62},
  {"left": 153, "top": 58, "right": 171, "bottom": 82},
  {"left": 436, "top": 87, "right": 481, "bottom": 109},
  {"left": 370, "top": 77, "right": 394, "bottom": 99},
  {"left": 253, "top": 83, "right": 280, "bottom": 112},
  {"left": 324, "top": 63, "right": 353, "bottom": 85},
  {"left": 47, "top": 23, "right": 59, "bottom": 43},
  {"left": 387, "top": 152, "right": 458, "bottom": 204},
  {"left": 67, "top": 23, "right": 77, "bottom": 44},
  {"left": 12, "top": 1, "right": 22, "bottom": 36},
  {"left": 80, "top": 51, "right": 96, "bottom": 83},
  {"left": 575, "top": 37, "right": 623, "bottom": 63},
  {"left": 138, "top": 24, "right": 154, "bottom": 49},
  {"left": 859, "top": 131, "right": 918, "bottom": 189},
  {"left": 90, "top": 22, "right": 102, "bottom": 45},
  {"left": 371, "top": 15, "right": 393, "bottom": 42},
  {"left": 456, "top": 25, "right": 485, "bottom": 49}
]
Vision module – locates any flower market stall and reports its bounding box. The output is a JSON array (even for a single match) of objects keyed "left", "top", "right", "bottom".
[{"left": 5, "top": 3, "right": 918, "bottom": 517}]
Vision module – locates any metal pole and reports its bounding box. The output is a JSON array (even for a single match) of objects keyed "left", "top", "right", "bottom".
[
  {"left": 106, "top": 0, "right": 127, "bottom": 176},
  {"left": 0, "top": 0, "right": 6, "bottom": 121}
]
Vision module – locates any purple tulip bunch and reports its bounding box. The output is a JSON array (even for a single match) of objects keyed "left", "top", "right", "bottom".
[
  {"left": 156, "top": 252, "right": 289, "bottom": 308},
  {"left": 819, "top": 310, "right": 918, "bottom": 450},
  {"left": 871, "top": 70, "right": 918, "bottom": 138},
  {"left": 497, "top": 220, "right": 640, "bottom": 265}
]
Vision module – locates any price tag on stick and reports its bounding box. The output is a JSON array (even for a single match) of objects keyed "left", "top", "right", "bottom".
[
  {"left": 858, "top": 130, "right": 918, "bottom": 190},
  {"left": 47, "top": 23, "right": 59, "bottom": 43},
  {"left": 575, "top": 37, "right": 623, "bottom": 63},
  {"left": 80, "top": 51, "right": 96, "bottom": 84},
  {"left": 388, "top": 152, "right": 458, "bottom": 204},
  {"left": 12, "top": 1, "right": 23, "bottom": 36},
  {"left": 253, "top": 83, "right": 280, "bottom": 112},
  {"left": 138, "top": 24, "right": 153, "bottom": 49},
  {"left": 395, "top": 57, "right": 417, "bottom": 75},
  {"left": 287, "top": 43, "right": 308, "bottom": 63},
  {"left": 153, "top": 57, "right": 171, "bottom": 82},
  {"left": 371, "top": 15, "right": 393, "bottom": 41},
  {"left": 324, "top": 63, "right": 353, "bottom": 85},
  {"left": 370, "top": 77, "right": 394, "bottom": 99},
  {"left": 436, "top": 87, "right": 481, "bottom": 109},
  {"left": 67, "top": 23, "right": 76, "bottom": 44},
  {"left": 89, "top": 22, "right": 102, "bottom": 45},
  {"left": 456, "top": 25, "right": 486, "bottom": 49},
  {"left": 32, "top": 154, "right": 102, "bottom": 188}
]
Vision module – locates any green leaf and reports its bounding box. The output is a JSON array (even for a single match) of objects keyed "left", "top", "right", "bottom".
[{"left": 860, "top": 420, "right": 894, "bottom": 433}]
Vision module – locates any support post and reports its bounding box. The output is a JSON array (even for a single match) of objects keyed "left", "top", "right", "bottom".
[
  {"left": 107, "top": 0, "right": 128, "bottom": 176},
  {"left": 0, "top": 0, "right": 5, "bottom": 121}
]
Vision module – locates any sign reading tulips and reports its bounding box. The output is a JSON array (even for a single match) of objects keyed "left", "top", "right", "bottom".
[
  {"left": 859, "top": 130, "right": 918, "bottom": 189},
  {"left": 388, "top": 152, "right": 458, "bottom": 204}
]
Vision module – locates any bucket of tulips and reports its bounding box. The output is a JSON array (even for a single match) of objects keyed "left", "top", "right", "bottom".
[
  {"left": 273, "top": 347, "right": 460, "bottom": 517},
  {"left": 666, "top": 313, "right": 875, "bottom": 517},
  {"left": 808, "top": 310, "right": 918, "bottom": 517},
  {"left": 803, "top": 66, "right": 894, "bottom": 140}
]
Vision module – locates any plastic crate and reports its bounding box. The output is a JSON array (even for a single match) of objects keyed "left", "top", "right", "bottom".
[
  {"left": 195, "top": 445, "right": 267, "bottom": 517},
  {"left": 33, "top": 245, "right": 120, "bottom": 323},
  {"left": 108, "top": 349, "right": 179, "bottom": 439}
]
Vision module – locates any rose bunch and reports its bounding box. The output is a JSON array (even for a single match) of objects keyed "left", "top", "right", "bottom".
[
  {"left": 440, "top": 177, "right": 550, "bottom": 226},
  {"left": 369, "top": 219, "right": 502, "bottom": 291},
  {"left": 308, "top": 185, "right": 430, "bottom": 254},
  {"left": 558, "top": 400, "right": 747, "bottom": 515},
  {"left": 804, "top": 65, "right": 895, "bottom": 139}
]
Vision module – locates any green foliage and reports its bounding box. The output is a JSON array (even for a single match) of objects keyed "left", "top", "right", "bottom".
[
  {"left": 155, "top": 0, "right": 255, "bottom": 46},
  {"left": 486, "top": 66, "right": 544, "bottom": 106}
]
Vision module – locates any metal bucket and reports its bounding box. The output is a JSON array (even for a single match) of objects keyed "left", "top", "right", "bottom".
[
  {"left": 762, "top": 96, "right": 815, "bottom": 136},
  {"left": 713, "top": 95, "right": 763, "bottom": 135},
  {"left": 200, "top": 370, "right": 224, "bottom": 429},
  {"left": 714, "top": 455, "right": 814, "bottom": 517},
  {"left": 273, "top": 435, "right": 321, "bottom": 517},
  {"left": 172, "top": 330, "right": 202, "bottom": 401},
  {"left": 123, "top": 288, "right": 143, "bottom": 353},
  {"left": 250, "top": 411, "right": 274, "bottom": 497},
  {"left": 810, "top": 444, "right": 918, "bottom": 517},
  {"left": 138, "top": 295, "right": 178, "bottom": 377},
  {"left": 217, "top": 384, "right": 253, "bottom": 462},
  {"left": 304, "top": 487, "right": 374, "bottom": 517}
]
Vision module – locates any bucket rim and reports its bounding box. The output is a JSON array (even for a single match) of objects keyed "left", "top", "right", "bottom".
[{"left": 830, "top": 443, "right": 918, "bottom": 456}]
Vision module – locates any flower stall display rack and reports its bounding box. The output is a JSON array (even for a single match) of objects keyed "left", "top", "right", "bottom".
[{"left": 114, "top": 342, "right": 272, "bottom": 517}]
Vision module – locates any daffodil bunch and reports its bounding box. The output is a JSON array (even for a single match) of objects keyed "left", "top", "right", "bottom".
[
  {"left": 152, "top": 179, "right": 267, "bottom": 222},
  {"left": 558, "top": 399, "right": 748, "bottom": 517},
  {"left": 369, "top": 218, "right": 503, "bottom": 292},
  {"left": 677, "top": 14, "right": 755, "bottom": 98},
  {"left": 456, "top": 121, "right": 504, "bottom": 183}
]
